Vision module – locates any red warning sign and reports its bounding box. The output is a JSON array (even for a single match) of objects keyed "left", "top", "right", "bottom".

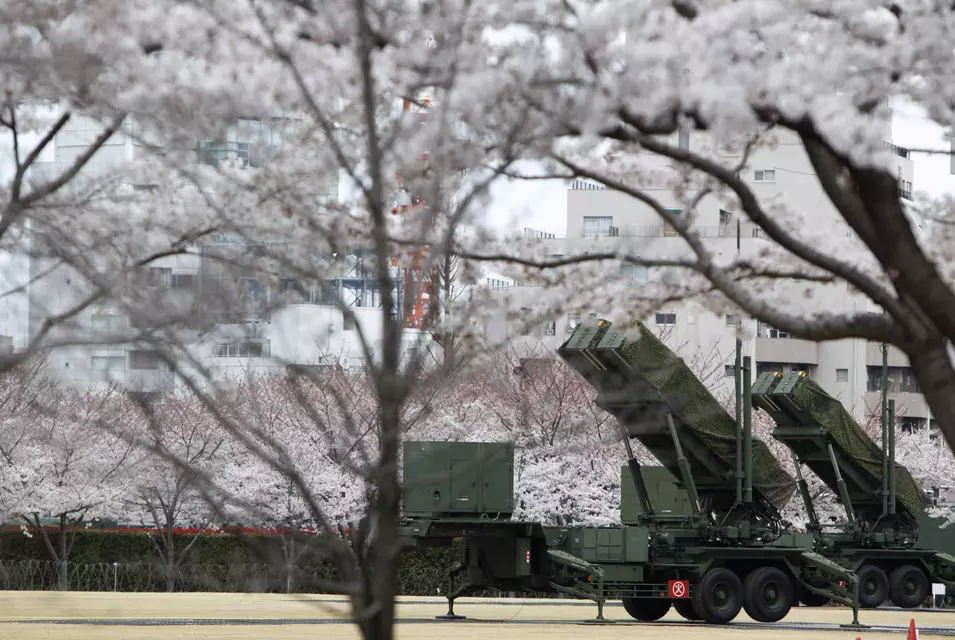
[{"left": 668, "top": 579, "right": 689, "bottom": 599}]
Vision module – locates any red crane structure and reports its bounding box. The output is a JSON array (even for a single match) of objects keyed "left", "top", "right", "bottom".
[{"left": 391, "top": 96, "right": 437, "bottom": 330}]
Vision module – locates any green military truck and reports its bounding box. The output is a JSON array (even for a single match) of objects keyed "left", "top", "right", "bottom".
[
  {"left": 400, "top": 319, "right": 861, "bottom": 625},
  {"left": 751, "top": 370, "right": 955, "bottom": 608}
]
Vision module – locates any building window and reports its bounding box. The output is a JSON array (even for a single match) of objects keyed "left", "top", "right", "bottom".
[
  {"left": 343, "top": 313, "right": 356, "bottom": 331},
  {"left": 171, "top": 273, "right": 197, "bottom": 289},
  {"left": 239, "top": 277, "right": 266, "bottom": 301},
  {"left": 91, "top": 314, "right": 125, "bottom": 334},
  {"left": 678, "top": 129, "right": 690, "bottom": 150},
  {"left": 724, "top": 364, "right": 735, "bottom": 378},
  {"left": 91, "top": 355, "right": 125, "bottom": 381},
  {"left": 280, "top": 278, "right": 331, "bottom": 304},
  {"left": 836, "top": 368, "right": 849, "bottom": 382},
  {"left": 582, "top": 216, "right": 613, "bottom": 236},
  {"left": 91, "top": 355, "right": 125, "bottom": 370},
  {"left": 655, "top": 312, "right": 677, "bottom": 326},
  {"left": 899, "top": 179, "right": 912, "bottom": 200},
  {"left": 664, "top": 209, "right": 682, "bottom": 237},
  {"left": 756, "top": 362, "right": 812, "bottom": 378},
  {"left": 196, "top": 118, "right": 281, "bottom": 168},
  {"left": 718, "top": 209, "right": 734, "bottom": 236},
  {"left": 725, "top": 314, "right": 738, "bottom": 327},
  {"left": 866, "top": 365, "right": 921, "bottom": 393},
  {"left": 280, "top": 278, "right": 309, "bottom": 301},
  {"left": 621, "top": 263, "right": 649, "bottom": 281},
  {"left": 754, "top": 169, "right": 776, "bottom": 183},
  {"left": 214, "top": 340, "right": 271, "bottom": 358},
  {"left": 129, "top": 350, "right": 161, "bottom": 370},
  {"left": 567, "top": 314, "right": 581, "bottom": 332},
  {"left": 544, "top": 321, "right": 556, "bottom": 336},
  {"left": 147, "top": 267, "right": 172, "bottom": 287}
]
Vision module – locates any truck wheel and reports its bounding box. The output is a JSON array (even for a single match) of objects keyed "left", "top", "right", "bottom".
[
  {"left": 673, "top": 598, "right": 700, "bottom": 620},
  {"left": 889, "top": 565, "right": 929, "bottom": 609},
  {"left": 743, "top": 567, "right": 794, "bottom": 622},
  {"left": 797, "top": 588, "right": 830, "bottom": 607},
  {"left": 857, "top": 565, "right": 889, "bottom": 609},
  {"left": 691, "top": 568, "right": 743, "bottom": 624},
  {"left": 621, "top": 597, "right": 671, "bottom": 621}
]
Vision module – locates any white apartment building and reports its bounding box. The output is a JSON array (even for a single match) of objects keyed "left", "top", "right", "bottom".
[
  {"left": 483, "top": 127, "right": 932, "bottom": 432},
  {"left": 21, "top": 114, "right": 435, "bottom": 392}
]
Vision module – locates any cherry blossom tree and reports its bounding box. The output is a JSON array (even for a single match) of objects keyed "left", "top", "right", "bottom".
[
  {"left": 464, "top": 344, "right": 636, "bottom": 525},
  {"left": 896, "top": 425, "right": 955, "bottom": 522},
  {"left": 0, "top": 355, "right": 55, "bottom": 507},
  {"left": 447, "top": 0, "right": 955, "bottom": 459},
  {"left": 220, "top": 376, "right": 367, "bottom": 593},
  {"left": 3, "top": 387, "right": 139, "bottom": 589},
  {"left": 479, "top": 342, "right": 598, "bottom": 448},
  {"left": 8, "top": 0, "right": 955, "bottom": 637},
  {"left": 513, "top": 440, "right": 623, "bottom": 526},
  {"left": 124, "top": 394, "right": 227, "bottom": 592}
]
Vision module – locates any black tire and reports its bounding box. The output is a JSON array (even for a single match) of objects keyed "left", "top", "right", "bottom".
[
  {"left": 797, "top": 588, "right": 831, "bottom": 607},
  {"left": 622, "top": 597, "right": 671, "bottom": 621},
  {"left": 673, "top": 598, "right": 701, "bottom": 621},
  {"left": 857, "top": 564, "right": 890, "bottom": 609},
  {"left": 889, "top": 565, "right": 929, "bottom": 609},
  {"left": 691, "top": 568, "right": 743, "bottom": 624},
  {"left": 743, "top": 567, "right": 795, "bottom": 622}
]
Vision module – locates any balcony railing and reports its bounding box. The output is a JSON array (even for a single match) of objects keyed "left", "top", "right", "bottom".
[{"left": 581, "top": 223, "right": 765, "bottom": 239}]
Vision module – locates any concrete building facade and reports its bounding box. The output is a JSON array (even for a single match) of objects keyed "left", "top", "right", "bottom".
[
  {"left": 484, "top": 127, "right": 930, "bottom": 431},
  {"left": 21, "top": 113, "right": 435, "bottom": 392},
  {"left": 10, "top": 110, "right": 931, "bottom": 427}
]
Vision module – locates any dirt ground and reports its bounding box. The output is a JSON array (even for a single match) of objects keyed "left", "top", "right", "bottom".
[{"left": 0, "top": 592, "right": 951, "bottom": 639}]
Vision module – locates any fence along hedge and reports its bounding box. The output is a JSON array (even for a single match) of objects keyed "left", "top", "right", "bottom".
[{"left": 0, "top": 529, "right": 454, "bottom": 595}]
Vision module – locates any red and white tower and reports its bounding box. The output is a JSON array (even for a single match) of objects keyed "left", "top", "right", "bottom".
[{"left": 391, "top": 96, "right": 436, "bottom": 330}]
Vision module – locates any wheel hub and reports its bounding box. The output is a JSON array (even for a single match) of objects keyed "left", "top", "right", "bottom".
[
  {"left": 763, "top": 583, "right": 781, "bottom": 606},
  {"left": 714, "top": 584, "right": 731, "bottom": 610}
]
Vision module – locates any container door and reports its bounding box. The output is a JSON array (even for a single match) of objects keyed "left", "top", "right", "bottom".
[
  {"left": 480, "top": 444, "right": 513, "bottom": 514},
  {"left": 450, "top": 458, "right": 481, "bottom": 512}
]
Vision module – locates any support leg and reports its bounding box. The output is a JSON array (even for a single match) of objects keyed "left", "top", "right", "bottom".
[
  {"left": 578, "top": 597, "right": 616, "bottom": 625},
  {"left": 839, "top": 576, "right": 869, "bottom": 630},
  {"left": 580, "top": 571, "right": 615, "bottom": 625},
  {"left": 436, "top": 596, "right": 467, "bottom": 621},
  {"left": 435, "top": 565, "right": 469, "bottom": 621}
]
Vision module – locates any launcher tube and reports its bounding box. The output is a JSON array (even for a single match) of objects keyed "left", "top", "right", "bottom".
[
  {"left": 735, "top": 339, "right": 743, "bottom": 505},
  {"left": 881, "top": 344, "right": 889, "bottom": 517},
  {"left": 743, "top": 355, "right": 753, "bottom": 505},
  {"left": 888, "top": 399, "right": 897, "bottom": 516}
]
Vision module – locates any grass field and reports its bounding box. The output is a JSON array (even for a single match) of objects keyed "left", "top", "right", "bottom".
[{"left": 0, "top": 592, "right": 951, "bottom": 639}]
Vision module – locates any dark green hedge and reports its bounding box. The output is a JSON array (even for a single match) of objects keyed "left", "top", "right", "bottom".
[{"left": 0, "top": 529, "right": 457, "bottom": 595}]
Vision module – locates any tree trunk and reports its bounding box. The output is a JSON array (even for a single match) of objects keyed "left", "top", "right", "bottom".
[
  {"left": 906, "top": 339, "right": 955, "bottom": 445},
  {"left": 164, "top": 526, "right": 176, "bottom": 592},
  {"left": 363, "top": 400, "right": 403, "bottom": 640},
  {"left": 58, "top": 515, "right": 69, "bottom": 591},
  {"left": 286, "top": 533, "right": 295, "bottom": 595}
]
